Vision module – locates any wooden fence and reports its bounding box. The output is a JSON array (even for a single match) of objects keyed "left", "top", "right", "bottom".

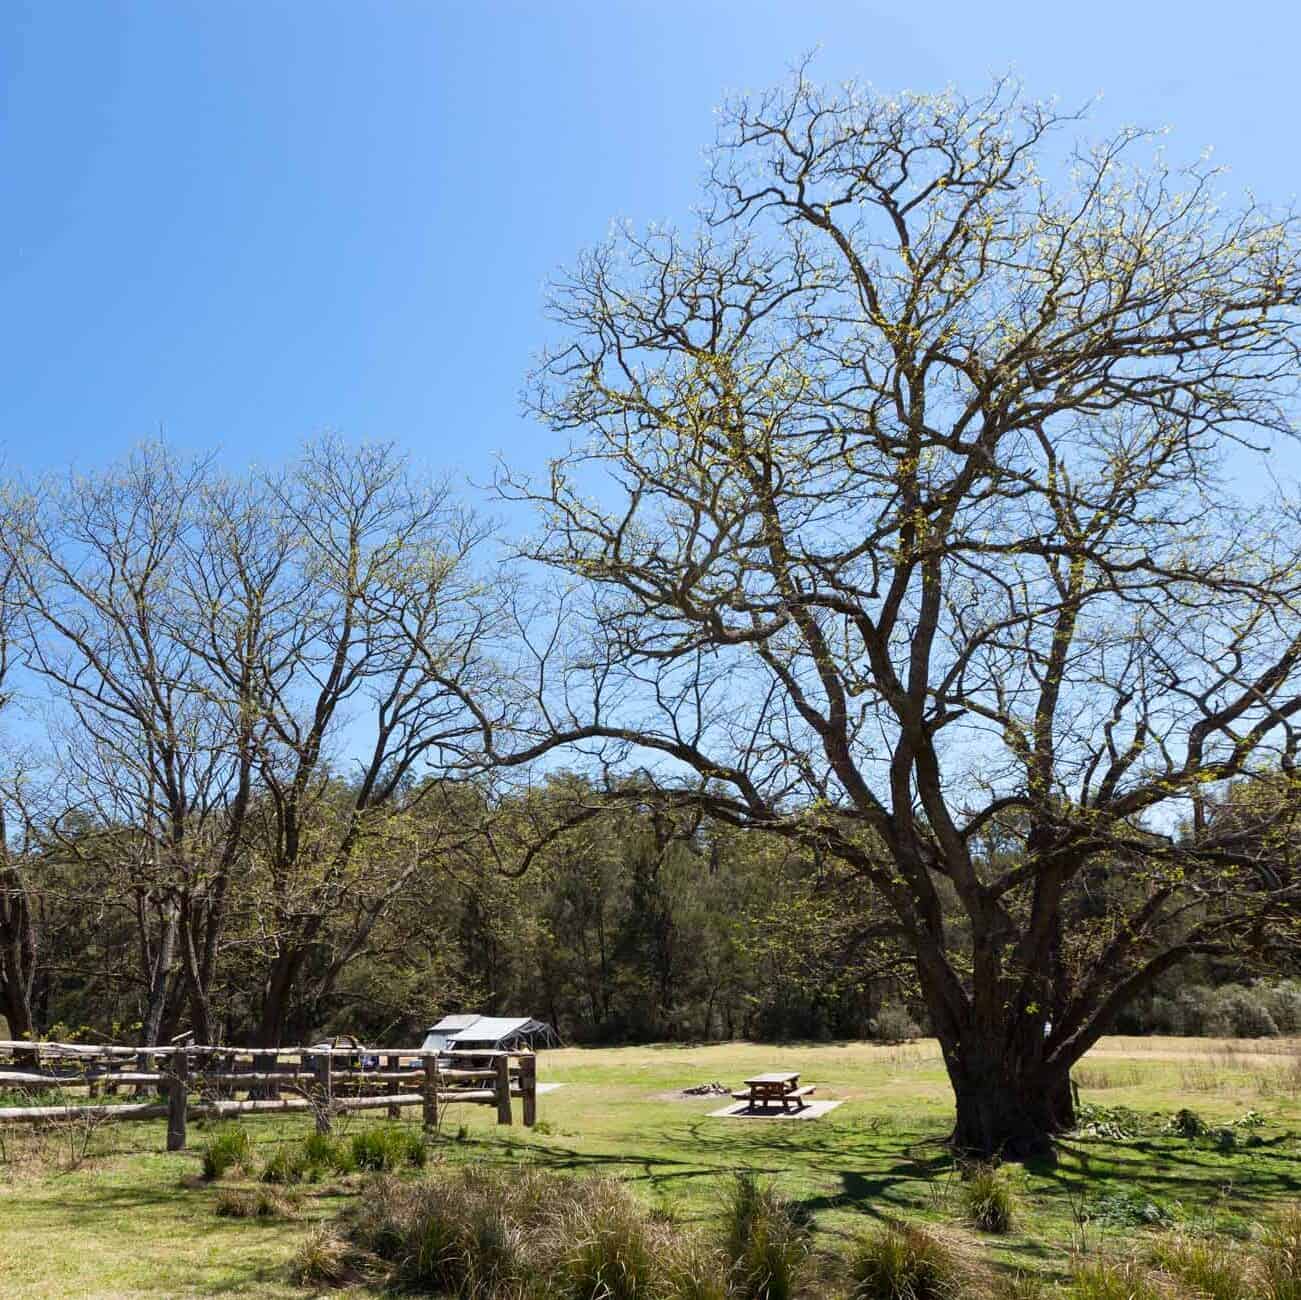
[{"left": 0, "top": 1040, "right": 539, "bottom": 1151}]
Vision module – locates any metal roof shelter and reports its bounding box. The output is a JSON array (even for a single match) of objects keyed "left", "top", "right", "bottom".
[{"left": 420, "top": 1014, "right": 560, "bottom": 1053}]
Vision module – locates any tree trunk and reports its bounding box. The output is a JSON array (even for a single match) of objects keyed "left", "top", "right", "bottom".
[
  {"left": 945, "top": 1044, "right": 1074, "bottom": 1162},
  {"left": 141, "top": 898, "right": 178, "bottom": 1046}
]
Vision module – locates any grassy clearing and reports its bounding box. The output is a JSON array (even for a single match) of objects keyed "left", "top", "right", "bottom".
[{"left": 0, "top": 1036, "right": 1297, "bottom": 1296}]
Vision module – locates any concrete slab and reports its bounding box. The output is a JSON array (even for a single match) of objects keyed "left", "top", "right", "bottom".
[{"left": 707, "top": 1098, "right": 845, "bottom": 1120}]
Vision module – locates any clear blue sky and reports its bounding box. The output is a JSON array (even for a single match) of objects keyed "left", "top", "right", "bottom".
[{"left": 2, "top": 0, "right": 1298, "bottom": 488}]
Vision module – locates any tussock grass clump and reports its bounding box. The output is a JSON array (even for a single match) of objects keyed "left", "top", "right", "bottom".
[
  {"left": 349, "top": 1124, "right": 426, "bottom": 1172},
  {"left": 200, "top": 1124, "right": 255, "bottom": 1181},
  {"left": 327, "top": 1167, "right": 735, "bottom": 1298},
  {"left": 562, "top": 1200, "right": 662, "bottom": 1300},
  {"left": 849, "top": 1222, "right": 957, "bottom": 1300},
  {"left": 260, "top": 1132, "right": 355, "bottom": 1184},
  {"left": 1149, "top": 1235, "right": 1252, "bottom": 1300},
  {"left": 721, "top": 1172, "right": 811, "bottom": 1300},
  {"left": 303, "top": 1130, "right": 355, "bottom": 1174},
  {"left": 260, "top": 1144, "right": 310, "bottom": 1185},
  {"left": 289, "top": 1225, "right": 353, "bottom": 1287},
  {"left": 214, "top": 1184, "right": 299, "bottom": 1220},
  {"left": 1262, "top": 1203, "right": 1301, "bottom": 1300},
  {"left": 959, "top": 1164, "right": 1016, "bottom": 1235},
  {"left": 1069, "top": 1257, "right": 1163, "bottom": 1300}
]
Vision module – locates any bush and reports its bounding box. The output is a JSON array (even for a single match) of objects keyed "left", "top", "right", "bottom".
[
  {"left": 1264, "top": 982, "right": 1301, "bottom": 1035},
  {"left": 1146, "top": 994, "right": 1186, "bottom": 1036},
  {"left": 1262, "top": 1204, "right": 1301, "bottom": 1300},
  {"left": 349, "top": 1124, "right": 426, "bottom": 1172},
  {"left": 871, "top": 1006, "right": 922, "bottom": 1043},
  {"left": 1166, "top": 1107, "right": 1207, "bottom": 1138},
  {"left": 1206, "top": 986, "right": 1279, "bottom": 1038},
  {"left": 959, "top": 1164, "right": 1015, "bottom": 1234},
  {"left": 849, "top": 1223, "right": 957, "bottom": 1300},
  {"left": 721, "top": 1173, "right": 811, "bottom": 1300},
  {"left": 200, "top": 1125, "right": 255, "bottom": 1181}
]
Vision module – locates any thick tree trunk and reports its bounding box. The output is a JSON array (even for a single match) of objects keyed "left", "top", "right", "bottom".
[{"left": 944, "top": 1045, "right": 1074, "bottom": 1161}]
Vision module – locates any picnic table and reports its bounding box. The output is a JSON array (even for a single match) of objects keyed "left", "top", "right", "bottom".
[{"left": 731, "top": 1071, "right": 816, "bottom": 1113}]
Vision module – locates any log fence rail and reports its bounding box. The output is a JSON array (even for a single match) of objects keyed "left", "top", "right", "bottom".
[{"left": 0, "top": 1040, "right": 538, "bottom": 1151}]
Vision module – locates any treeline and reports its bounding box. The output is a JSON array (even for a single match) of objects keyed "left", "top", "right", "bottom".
[{"left": 4, "top": 771, "right": 914, "bottom": 1047}]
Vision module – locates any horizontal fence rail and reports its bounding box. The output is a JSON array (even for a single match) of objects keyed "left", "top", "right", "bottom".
[{"left": 0, "top": 1040, "right": 540, "bottom": 1150}]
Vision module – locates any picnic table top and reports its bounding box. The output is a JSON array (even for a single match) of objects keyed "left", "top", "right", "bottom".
[{"left": 743, "top": 1071, "right": 799, "bottom": 1087}]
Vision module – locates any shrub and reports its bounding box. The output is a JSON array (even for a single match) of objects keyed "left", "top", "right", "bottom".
[
  {"left": 1262, "top": 1204, "right": 1301, "bottom": 1300},
  {"left": 1264, "top": 982, "right": 1301, "bottom": 1035},
  {"left": 1166, "top": 1107, "right": 1207, "bottom": 1138},
  {"left": 959, "top": 1164, "right": 1015, "bottom": 1234},
  {"left": 200, "top": 1125, "right": 255, "bottom": 1181},
  {"left": 349, "top": 1124, "right": 426, "bottom": 1172},
  {"left": 1206, "top": 986, "right": 1279, "bottom": 1038},
  {"left": 1148, "top": 1235, "right": 1253, "bottom": 1300},
  {"left": 1175, "top": 986, "right": 1214, "bottom": 1036},
  {"left": 721, "top": 1172, "right": 811, "bottom": 1300},
  {"left": 1145, "top": 994, "right": 1186, "bottom": 1035},
  {"left": 1069, "top": 1258, "right": 1163, "bottom": 1300},
  {"left": 849, "top": 1223, "right": 957, "bottom": 1300},
  {"left": 871, "top": 1006, "right": 922, "bottom": 1043}
]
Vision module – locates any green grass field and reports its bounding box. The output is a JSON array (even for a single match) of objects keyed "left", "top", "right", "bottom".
[{"left": 1, "top": 1036, "right": 1298, "bottom": 1297}]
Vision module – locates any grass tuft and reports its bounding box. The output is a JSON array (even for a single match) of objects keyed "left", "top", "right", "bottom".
[
  {"left": 1149, "top": 1234, "right": 1253, "bottom": 1300},
  {"left": 959, "top": 1163, "right": 1016, "bottom": 1235},
  {"left": 289, "top": 1225, "right": 353, "bottom": 1286},
  {"left": 199, "top": 1124, "right": 255, "bottom": 1181},
  {"left": 349, "top": 1124, "right": 426, "bottom": 1172},
  {"left": 720, "top": 1171, "right": 811, "bottom": 1300},
  {"left": 849, "top": 1222, "right": 957, "bottom": 1300}
]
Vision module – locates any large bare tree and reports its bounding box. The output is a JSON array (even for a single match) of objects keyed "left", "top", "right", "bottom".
[{"left": 493, "top": 74, "right": 1301, "bottom": 1157}]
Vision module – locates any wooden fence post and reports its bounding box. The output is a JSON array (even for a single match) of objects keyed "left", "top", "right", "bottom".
[
  {"left": 313, "top": 1051, "right": 333, "bottom": 1134},
  {"left": 495, "top": 1054, "right": 512, "bottom": 1126},
  {"left": 385, "top": 1053, "right": 399, "bottom": 1119},
  {"left": 166, "top": 1049, "right": 189, "bottom": 1152},
  {"left": 422, "top": 1057, "right": 439, "bottom": 1133},
  {"left": 519, "top": 1052, "right": 537, "bottom": 1128}
]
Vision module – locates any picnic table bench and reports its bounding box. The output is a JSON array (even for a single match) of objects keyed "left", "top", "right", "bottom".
[{"left": 731, "top": 1071, "right": 815, "bottom": 1113}]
